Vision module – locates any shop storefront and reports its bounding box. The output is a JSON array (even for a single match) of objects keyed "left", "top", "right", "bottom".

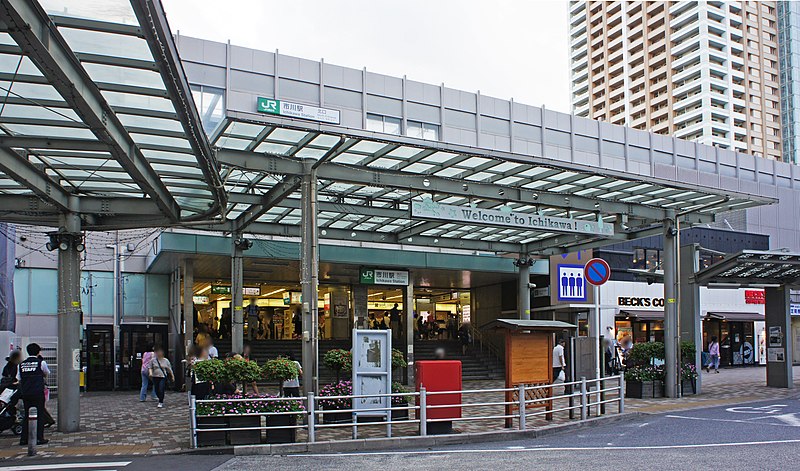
[{"left": 600, "top": 281, "right": 765, "bottom": 367}]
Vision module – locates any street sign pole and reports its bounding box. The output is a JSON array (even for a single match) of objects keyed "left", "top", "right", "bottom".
[{"left": 584, "top": 257, "right": 611, "bottom": 417}]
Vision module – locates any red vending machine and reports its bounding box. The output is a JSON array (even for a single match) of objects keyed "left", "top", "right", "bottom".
[{"left": 415, "top": 360, "right": 462, "bottom": 434}]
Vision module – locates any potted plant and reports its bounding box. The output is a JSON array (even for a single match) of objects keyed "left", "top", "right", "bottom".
[
  {"left": 263, "top": 357, "right": 300, "bottom": 396},
  {"left": 391, "top": 381, "right": 412, "bottom": 421},
  {"left": 323, "top": 349, "right": 352, "bottom": 382},
  {"left": 192, "top": 359, "right": 228, "bottom": 446},
  {"left": 264, "top": 396, "right": 305, "bottom": 444},
  {"left": 624, "top": 342, "right": 665, "bottom": 399},
  {"left": 391, "top": 348, "right": 408, "bottom": 382},
  {"left": 680, "top": 341, "right": 698, "bottom": 395},
  {"left": 318, "top": 380, "right": 353, "bottom": 424}
]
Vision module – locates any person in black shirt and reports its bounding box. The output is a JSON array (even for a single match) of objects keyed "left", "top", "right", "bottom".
[{"left": 18, "top": 343, "right": 49, "bottom": 445}]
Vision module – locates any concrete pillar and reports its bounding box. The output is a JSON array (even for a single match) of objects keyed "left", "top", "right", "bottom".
[
  {"left": 662, "top": 216, "right": 679, "bottom": 398},
  {"left": 231, "top": 237, "right": 244, "bottom": 354},
  {"left": 765, "top": 286, "right": 793, "bottom": 388},
  {"left": 679, "top": 244, "right": 702, "bottom": 394},
  {"left": 56, "top": 209, "right": 81, "bottom": 433},
  {"left": 168, "top": 267, "right": 182, "bottom": 385},
  {"left": 300, "top": 162, "right": 320, "bottom": 395},
  {"left": 353, "top": 285, "right": 368, "bottom": 329},
  {"left": 404, "top": 281, "right": 415, "bottom": 385},
  {"left": 183, "top": 259, "right": 194, "bottom": 354},
  {"left": 517, "top": 259, "right": 532, "bottom": 320}
]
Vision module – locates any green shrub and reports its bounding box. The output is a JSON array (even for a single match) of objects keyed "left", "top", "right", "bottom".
[
  {"left": 323, "top": 349, "right": 352, "bottom": 372},
  {"left": 625, "top": 365, "right": 665, "bottom": 382},
  {"left": 391, "top": 349, "right": 407, "bottom": 370},
  {"left": 628, "top": 341, "right": 664, "bottom": 367},
  {"left": 224, "top": 357, "right": 262, "bottom": 383},
  {"left": 680, "top": 341, "right": 696, "bottom": 365},
  {"left": 193, "top": 358, "right": 226, "bottom": 382},
  {"left": 391, "top": 381, "right": 413, "bottom": 406},
  {"left": 263, "top": 357, "right": 300, "bottom": 383}
]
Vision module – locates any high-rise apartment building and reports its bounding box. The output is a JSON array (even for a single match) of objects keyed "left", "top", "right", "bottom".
[
  {"left": 570, "top": 1, "right": 783, "bottom": 161},
  {"left": 778, "top": 1, "right": 800, "bottom": 164}
]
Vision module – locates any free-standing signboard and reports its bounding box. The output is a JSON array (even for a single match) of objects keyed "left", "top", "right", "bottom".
[{"left": 352, "top": 329, "right": 392, "bottom": 436}]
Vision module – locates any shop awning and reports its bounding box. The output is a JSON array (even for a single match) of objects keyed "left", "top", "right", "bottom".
[
  {"left": 619, "top": 310, "right": 664, "bottom": 321},
  {"left": 706, "top": 312, "right": 765, "bottom": 322}
]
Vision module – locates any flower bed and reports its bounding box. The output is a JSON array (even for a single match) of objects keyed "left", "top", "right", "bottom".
[{"left": 195, "top": 394, "right": 305, "bottom": 446}]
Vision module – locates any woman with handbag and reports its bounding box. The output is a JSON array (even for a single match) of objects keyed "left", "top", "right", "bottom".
[{"left": 148, "top": 346, "right": 175, "bottom": 408}]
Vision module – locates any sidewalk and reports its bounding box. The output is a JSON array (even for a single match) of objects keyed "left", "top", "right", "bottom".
[
  {"left": 626, "top": 365, "right": 800, "bottom": 414},
  {"left": 0, "top": 367, "right": 794, "bottom": 460},
  {"left": 0, "top": 391, "right": 189, "bottom": 460}
]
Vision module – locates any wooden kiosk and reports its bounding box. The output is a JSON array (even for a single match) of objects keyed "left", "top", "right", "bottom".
[{"left": 482, "top": 319, "right": 576, "bottom": 427}]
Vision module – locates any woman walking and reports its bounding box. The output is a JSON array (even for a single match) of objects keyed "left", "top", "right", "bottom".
[
  {"left": 139, "top": 345, "right": 157, "bottom": 402},
  {"left": 148, "top": 346, "right": 175, "bottom": 408},
  {"left": 707, "top": 336, "right": 721, "bottom": 373}
]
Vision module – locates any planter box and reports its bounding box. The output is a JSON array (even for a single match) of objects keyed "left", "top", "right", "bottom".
[
  {"left": 681, "top": 379, "right": 697, "bottom": 395},
  {"left": 321, "top": 409, "right": 352, "bottom": 424},
  {"left": 265, "top": 414, "right": 297, "bottom": 444},
  {"left": 625, "top": 380, "right": 665, "bottom": 399},
  {"left": 391, "top": 406, "right": 410, "bottom": 421},
  {"left": 228, "top": 416, "right": 262, "bottom": 445},
  {"left": 196, "top": 416, "right": 227, "bottom": 447}
]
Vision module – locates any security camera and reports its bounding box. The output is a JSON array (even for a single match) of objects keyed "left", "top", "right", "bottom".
[
  {"left": 528, "top": 283, "right": 537, "bottom": 289},
  {"left": 19, "top": 235, "right": 26, "bottom": 242}
]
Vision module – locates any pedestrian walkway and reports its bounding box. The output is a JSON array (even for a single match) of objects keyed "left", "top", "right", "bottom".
[
  {"left": 626, "top": 366, "right": 800, "bottom": 414},
  {"left": 0, "top": 367, "right": 794, "bottom": 461},
  {"left": 0, "top": 391, "right": 188, "bottom": 460}
]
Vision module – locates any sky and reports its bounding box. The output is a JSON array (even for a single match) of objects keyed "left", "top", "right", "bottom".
[{"left": 161, "top": 0, "right": 572, "bottom": 112}]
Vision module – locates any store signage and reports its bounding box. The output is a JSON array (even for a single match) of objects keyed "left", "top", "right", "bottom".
[
  {"left": 533, "top": 287, "right": 550, "bottom": 298},
  {"left": 211, "top": 285, "right": 231, "bottom": 295},
  {"left": 360, "top": 268, "right": 409, "bottom": 286},
  {"left": 243, "top": 287, "right": 261, "bottom": 296},
  {"left": 744, "top": 290, "right": 765, "bottom": 304},
  {"left": 617, "top": 296, "right": 665, "bottom": 307},
  {"left": 410, "top": 200, "right": 614, "bottom": 236},
  {"left": 791, "top": 304, "right": 800, "bottom": 316},
  {"left": 256, "top": 97, "right": 341, "bottom": 124},
  {"left": 192, "top": 295, "right": 209, "bottom": 305},
  {"left": 461, "top": 304, "right": 471, "bottom": 323},
  {"left": 432, "top": 292, "right": 459, "bottom": 303},
  {"left": 283, "top": 291, "right": 302, "bottom": 305}
]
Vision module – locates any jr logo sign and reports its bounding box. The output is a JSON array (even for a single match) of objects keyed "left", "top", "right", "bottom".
[{"left": 257, "top": 97, "right": 280, "bottom": 114}]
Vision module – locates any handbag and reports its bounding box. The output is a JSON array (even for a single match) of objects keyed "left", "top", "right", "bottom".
[
  {"left": 155, "top": 358, "right": 173, "bottom": 387},
  {"left": 557, "top": 370, "right": 566, "bottom": 383}
]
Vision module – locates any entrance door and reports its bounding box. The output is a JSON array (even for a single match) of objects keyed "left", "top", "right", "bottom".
[
  {"left": 119, "top": 324, "right": 168, "bottom": 390},
  {"left": 85, "top": 325, "right": 113, "bottom": 391},
  {"left": 730, "top": 322, "right": 745, "bottom": 366}
]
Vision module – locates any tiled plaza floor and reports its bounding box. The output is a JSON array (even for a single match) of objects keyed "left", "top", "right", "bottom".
[{"left": 0, "top": 366, "right": 796, "bottom": 460}]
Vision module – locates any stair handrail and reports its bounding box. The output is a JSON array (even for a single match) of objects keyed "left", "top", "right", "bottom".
[{"left": 467, "top": 323, "right": 502, "bottom": 365}]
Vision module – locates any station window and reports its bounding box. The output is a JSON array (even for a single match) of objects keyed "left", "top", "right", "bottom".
[
  {"left": 632, "top": 248, "right": 661, "bottom": 270},
  {"left": 366, "top": 113, "right": 401, "bottom": 135},
  {"left": 407, "top": 120, "right": 440, "bottom": 140},
  {"left": 190, "top": 84, "right": 224, "bottom": 133}
]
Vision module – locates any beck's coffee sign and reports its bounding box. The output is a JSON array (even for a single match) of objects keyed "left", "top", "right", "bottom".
[{"left": 617, "top": 296, "right": 665, "bottom": 307}]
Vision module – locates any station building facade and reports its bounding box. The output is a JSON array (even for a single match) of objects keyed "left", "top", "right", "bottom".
[{"left": 4, "top": 30, "right": 800, "bottom": 390}]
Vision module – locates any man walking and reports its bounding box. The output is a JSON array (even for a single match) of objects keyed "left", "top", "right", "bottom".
[
  {"left": 18, "top": 343, "right": 49, "bottom": 445},
  {"left": 552, "top": 338, "right": 566, "bottom": 382}
]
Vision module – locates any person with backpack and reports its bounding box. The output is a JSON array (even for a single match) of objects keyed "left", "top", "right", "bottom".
[
  {"left": 17, "top": 343, "right": 49, "bottom": 445},
  {"left": 147, "top": 346, "right": 175, "bottom": 408}
]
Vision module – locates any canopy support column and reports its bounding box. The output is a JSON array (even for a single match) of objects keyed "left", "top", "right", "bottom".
[
  {"left": 679, "top": 244, "right": 702, "bottom": 394},
  {"left": 56, "top": 205, "right": 81, "bottom": 432},
  {"left": 404, "top": 280, "right": 415, "bottom": 386},
  {"left": 765, "top": 286, "right": 793, "bottom": 388},
  {"left": 183, "top": 259, "right": 194, "bottom": 355},
  {"left": 516, "top": 258, "right": 532, "bottom": 320},
  {"left": 301, "top": 160, "right": 320, "bottom": 395},
  {"left": 663, "top": 215, "right": 679, "bottom": 398},
  {"left": 231, "top": 236, "right": 244, "bottom": 355}
]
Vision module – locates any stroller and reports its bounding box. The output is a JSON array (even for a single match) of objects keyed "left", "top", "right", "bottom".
[{"left": 0, "top": 387, "right": 22, "bottom": 436}]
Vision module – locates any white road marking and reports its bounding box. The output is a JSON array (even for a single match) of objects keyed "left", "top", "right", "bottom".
[
  {"left": 0, "top": 462, "right": 131, "bottom": 471},
  {"left": 285, "top": 438, "right": 800, "bottom": 458},
  {"left": 638, "top": 422, "right": 649, "bottom": 428},
  {"left": 665, "top": 414, "right": 800, "bottom": 428},
  {"left": 725, "top": 404, "right": 787, "bottom": 414}
]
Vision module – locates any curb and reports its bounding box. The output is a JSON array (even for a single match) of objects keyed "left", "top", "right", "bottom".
[{"left": 232, "top": 413, "right": 642, "bottom": 456}]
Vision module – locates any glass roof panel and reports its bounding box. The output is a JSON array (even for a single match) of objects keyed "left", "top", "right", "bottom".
[{"left": 58, "top": 27, "right": 153, "bottom": 61}]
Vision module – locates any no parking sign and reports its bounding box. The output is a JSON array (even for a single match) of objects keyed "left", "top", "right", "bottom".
[{"left": 584, "top": 258, "right": 611, "bottom": 286}]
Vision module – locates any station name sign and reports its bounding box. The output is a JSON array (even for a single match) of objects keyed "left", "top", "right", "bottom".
[
  {"left": 410, "top": 201, "right": 614, "bottom": 236},
  {"left": 257, "top": 97, "right": 341, "bottom": 124}
]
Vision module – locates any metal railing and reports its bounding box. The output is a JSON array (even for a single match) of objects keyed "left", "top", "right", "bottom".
[{"left": 190, "top": 373, "right": 625, "bottom": 448}]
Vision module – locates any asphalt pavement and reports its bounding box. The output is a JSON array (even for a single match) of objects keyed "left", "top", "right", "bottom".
[{"left": 6, "top": 397, "right": 800, "bottom": 471}]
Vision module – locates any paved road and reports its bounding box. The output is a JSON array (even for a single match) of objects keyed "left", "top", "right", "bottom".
[{"left": 8, "top": 397, "right": 800, "bottom": 471}]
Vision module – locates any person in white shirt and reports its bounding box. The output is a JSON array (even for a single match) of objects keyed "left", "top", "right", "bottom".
[
  {"left": 552, "top": 338, "right": 567, "bottom": 382},
  {"left": 207, "top": 339, "right": 219, "bottom": 359}
]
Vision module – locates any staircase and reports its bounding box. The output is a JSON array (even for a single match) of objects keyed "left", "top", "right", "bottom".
[
  {"left": 413, "top": 340, "right": 505, "bottom": 381},
  {"left": 210, "top": 338, "right": 504, "bottom": 382}
]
